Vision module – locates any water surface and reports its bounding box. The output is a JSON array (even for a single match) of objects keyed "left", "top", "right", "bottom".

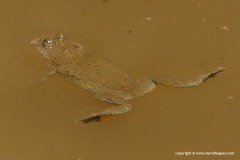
[{"left": 0, "top": 0, "right": 239, "bottom": 159}]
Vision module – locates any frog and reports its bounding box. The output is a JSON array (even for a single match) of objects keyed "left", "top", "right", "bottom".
[{"left": 30, "top": 33, "right": 225, "bottom": 124}]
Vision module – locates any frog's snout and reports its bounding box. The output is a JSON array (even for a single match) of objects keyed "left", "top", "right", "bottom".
[{"left": 30, "top": 39, "right": 40, "bottom": 46}]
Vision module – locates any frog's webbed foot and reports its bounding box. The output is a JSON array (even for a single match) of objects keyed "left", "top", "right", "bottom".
[
  {"left": 81, "top": 93, "right": 132, "bottom": 124},
  {"left": 81, "top": 114, "right": 112, "bottom": 124},
  {"left": 27, "top": 66, "right": 57, "bottom": 87},
  {"left": 151, "top": 67, "right": 225, "bottom": 88}
]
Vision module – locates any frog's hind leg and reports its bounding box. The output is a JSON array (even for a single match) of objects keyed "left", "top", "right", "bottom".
[
  {"left": 81, "top": 93, "right": 132, "bottom": 124},
  {"left": 151, "top": 67, "right": 225, "bottom": 88}
]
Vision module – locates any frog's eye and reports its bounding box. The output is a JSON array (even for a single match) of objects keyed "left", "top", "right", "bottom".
[{"left": 42, "top": 38, "right": 53, "bottom": 47}]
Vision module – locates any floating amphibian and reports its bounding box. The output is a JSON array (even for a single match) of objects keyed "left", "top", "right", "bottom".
[{"left": 30, "top": 34, "right": 225, "bottom": 124}]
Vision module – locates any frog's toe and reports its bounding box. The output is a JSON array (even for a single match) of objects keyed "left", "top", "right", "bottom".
[{"left": 81, "top": 114, "right": 111, "bottom": 124}]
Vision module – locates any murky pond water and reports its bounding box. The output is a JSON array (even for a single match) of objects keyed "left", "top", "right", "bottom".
[{"left": 0, "top": 0, "right": 239, "bottom": 160}]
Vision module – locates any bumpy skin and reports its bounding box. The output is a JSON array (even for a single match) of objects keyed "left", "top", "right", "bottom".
[{"left": 30, "top": 34, "right": 225, "bottom": 124}]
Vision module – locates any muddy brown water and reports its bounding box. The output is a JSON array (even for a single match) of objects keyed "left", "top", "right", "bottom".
[{"left": 0, "top": 0, "right": 239, "bottom": 160}]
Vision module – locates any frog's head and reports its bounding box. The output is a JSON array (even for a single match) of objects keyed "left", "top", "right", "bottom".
[{"left": 30, "top": 33, "right": 68, "bottom": 60}]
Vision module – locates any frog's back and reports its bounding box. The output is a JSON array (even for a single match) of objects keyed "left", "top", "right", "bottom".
[{"left": 58, "top": 53, "right": 135, "bottom": 93}]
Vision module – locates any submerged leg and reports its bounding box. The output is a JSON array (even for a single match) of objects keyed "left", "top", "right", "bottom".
[
  {"left": 81, "top": 93, "right": 132, "bottom": 124},
  {"left": 151, "top": 67, "right": 225, "bottom": 88},
  {"left": 28, "top": 66, "right": 57, "bottom": 86}
]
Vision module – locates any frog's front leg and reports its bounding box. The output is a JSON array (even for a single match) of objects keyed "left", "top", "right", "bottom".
[
  {"left": 81, "top": 93, "right": 132, "bottom": 124},
  {"left": 28, "top": 66, "right": 57, "bottom": 86}
]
